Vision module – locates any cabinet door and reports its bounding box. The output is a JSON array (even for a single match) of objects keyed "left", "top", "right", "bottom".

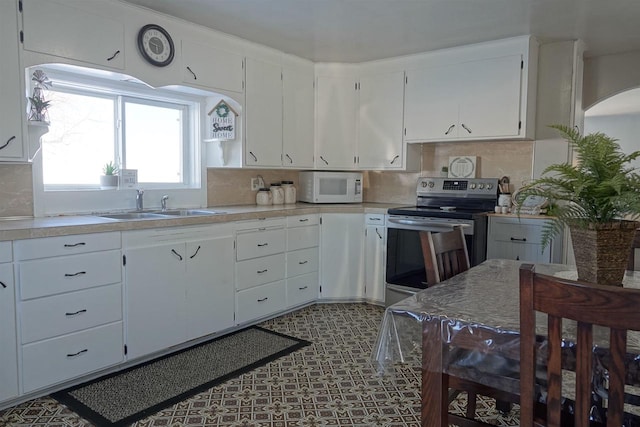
[
  {"left": 315, "top": 75, "right": 358, "bottom": 169},
  {"left": 0, "top": 264, "right": 18, "bottom": 402},
  {"left": 282, "top": 60, "right": 314, "bottom": 168},
  {"left": 181, "top": 40, "right": 243, "bottom": 93},
  {"left": 245, "top": 57, "right": 283, "bottom": 166},
  {"left": 364, "top": 225, "right": 386, "bottom": 304},
  {"left": 404, "top": 64, "right": 460, "bottom": 142},
  {"left": 320, "top": 214, "right": 364, "bottom": 299},
  {"left": 185, "top": 237, "right": 235, "bottom": 341},
  {"left": 125, "top": 243, "right": 185, "bottom": 360},
  {"left": 0, "top": 0, "right": 25, "bottom": 160},
  {"left": 22, "top": 0, "right": 124, "bottom": 69},
  {"left": 358, "top": 71, "right": 405, "bottom": 169},
  {"left": 458, "top": 55, "right": 523, "bottom": 138}
]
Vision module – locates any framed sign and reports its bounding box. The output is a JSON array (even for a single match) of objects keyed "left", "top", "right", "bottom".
[
  {"left": 207, "top": 100, "right": 237, "bottom": 141},
  {"left": 448, "top": 156, "right": 477, "bottom": 178}
]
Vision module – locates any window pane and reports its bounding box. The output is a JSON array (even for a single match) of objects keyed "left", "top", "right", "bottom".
[
  {"left": 42, "top": 91, "right": 115, "bottom": 186},
  {"left": 124, "top": 101, "right": 183, "bottom": 183}
]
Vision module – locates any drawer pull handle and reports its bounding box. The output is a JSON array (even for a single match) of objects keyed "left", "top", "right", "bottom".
[
  {"left": 186, "top": 66, "right": 197, "bottom": 80},
  {"left": 376, "top": 229, "right": 383, "bottom": 239},
  {"left": 189, "top": 245, "right": 201, "bottom": 259},
  {"left": 369, "top": 217, "right": 381, "bottom": 221},
  {"left": 0, "top": 281, "right": 6, "bottom": 288},
  {"left": 64, "top": 271, "right": 86, "bottom": 277},
  {"left": 510, "top": 237, "right": 527, "bottom": 242},
  {"left": 64, "top": 242, "right": 86, "bottom": 248},
  {"left": 299, "top": 218, "right": 309, "bottom": 222},
  {"left": 171, "top": 249, "right": 183, "bottom": 260},
  {"left": 390, "top": 155, "right": 399, "bottom": 164},
  {"left": 257, "top": 297, "right": 268, "bottom": 302},
  {"left": 444, "top": 124, "right": 455, "bottom": 135},
  {"left": 298, "top": 260, "right": 308, "bottom": 265},
  {"left": 257, "top": 269, "right": 268, "bottom": 274},
  {"left": 106, "top": 50, "right": 120, "bottom": 61},
  {"left": 298, "top": 286, "right": 308, "bottom": 290},
  {"left": 67, "top": 349, "right": 88, "bottom": 358},
  {"left": 257, "top": 243, "right": 268, "bottom": 247},
  {"left": 65, "top": 309, "right": 87, "bottom": 316}
]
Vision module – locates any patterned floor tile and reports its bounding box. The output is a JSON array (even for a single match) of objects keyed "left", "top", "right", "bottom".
[{"left": 0, "top": 303, "right": 519, "bottom": 426}]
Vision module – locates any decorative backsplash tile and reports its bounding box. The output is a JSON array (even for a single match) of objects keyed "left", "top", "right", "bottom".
[{"left": 0, "top": 164, "right": 33, "bottom": 217}]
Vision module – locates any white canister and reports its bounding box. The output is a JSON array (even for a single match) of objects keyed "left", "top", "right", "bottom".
[
  {"left": 256, "top": 188, "right": 272, "bottom": 205},
  {"left": 281, "top": 181, "right": 296, "bottom": 204},
  {"left": 498, "top": 193, "right": 512, "bottom": 208},
  {"left": 270, "top": 183, "right": 284, "bottom": 205}
]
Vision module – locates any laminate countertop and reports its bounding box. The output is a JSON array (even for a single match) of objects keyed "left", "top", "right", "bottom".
[{"left": 0, "top": 203, "right": 405, "bottom": 241}]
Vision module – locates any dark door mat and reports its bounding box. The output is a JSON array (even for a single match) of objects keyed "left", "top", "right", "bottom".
[{"left": 52, "top": 326, "right": 310, "bottom": 426}]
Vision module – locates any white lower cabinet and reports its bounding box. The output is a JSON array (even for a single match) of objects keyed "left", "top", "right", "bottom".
[
  {"left": 124, "top": 224, "right": 235, "bottom": 360},
  {"left": 320, "top": 213, "right": 364, "bottom": 300},
  {"left": 0, "top": 242, "right": 18, "bottom": 402},
  {"left": 487, "top": 215, "right": 562, "bottom": 263},
  {"left": 14, "top": 232, "right": 124, "bottom": 394},
  {"left": 364, "top": 214, "right": 386, "bottom": 304},
  {"left": 286, "top": 215, "right": 319, "bottom": 307},
  {"left": 235, "top": 218, "right": 286, "bottom": 324}
]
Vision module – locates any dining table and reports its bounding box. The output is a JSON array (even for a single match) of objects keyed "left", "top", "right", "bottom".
[{"left": 372, "top": 259, "right": 640, "bottom": 427}]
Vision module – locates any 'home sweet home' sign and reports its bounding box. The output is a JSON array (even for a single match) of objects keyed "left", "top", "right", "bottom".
[{"left": 207, "top": 100, "right": 237, "bottom": 141}]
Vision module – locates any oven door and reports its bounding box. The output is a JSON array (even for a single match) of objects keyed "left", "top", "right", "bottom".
[{"left": 385, "top": 216, "right": 474, "bottom": 306}]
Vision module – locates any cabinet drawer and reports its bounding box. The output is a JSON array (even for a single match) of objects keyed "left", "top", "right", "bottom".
[
  {"left": 22, "top": 321, "right": 123, "bottom": 393},
  {"left": 365, "top": 213, "right": 385, "bottom": 225},
  {"left": 236, "top": 253, "right": 285, "bottom": 290},
  {"left": 287, "top": 214, "right": 319, "bottom": 228},
  {"left": 236, "top": 280, "right": 285, "bottom": 324},
  {"left": 20, "top": 250, "right": 121, "bottom": 300},
  {"left": 0, "top": 241, "right": 11, "bottom": 263},
  {"left": 21, "top": 283, "right": 122, "bottom": 344},
  {"left": 14, "top": 232, "right": 120, "bottom": 260},
  {"left": 236, "top": 229, "right": 285, "bottom": 261},
  {"left": 235, "top": 217, "right": 286, "bottom": 232},
  {"left": 286, "top": 247, "right": 319, "bottom": 277},
  {"left": 490, "top": 220, "right": 546, "bottom": 244},
  {"left": 287, "top": 225, "right": 319, "bottom": 251},
  {"left": 287, "top": 272, "right": 318, "bottom": 308}
]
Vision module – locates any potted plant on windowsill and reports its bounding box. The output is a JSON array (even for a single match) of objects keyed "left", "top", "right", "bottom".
[
  {"left": 516, "top": 125, "right": 640, "bottom": 286},
  {"left": 100, "top": 162, "right": 119, "bottom": 190}
]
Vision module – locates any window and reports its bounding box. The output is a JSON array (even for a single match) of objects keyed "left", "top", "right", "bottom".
[
  {"left": 31, "top": 66, "right": 206, "bottom": 217},
  {"left": 40, "top": 68, "right": 199, "bottom": 190}
]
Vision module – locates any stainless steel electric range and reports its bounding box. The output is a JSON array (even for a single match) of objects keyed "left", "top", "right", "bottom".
[{"left": 385, "top": 177, "right": 498, "bottom": 306}]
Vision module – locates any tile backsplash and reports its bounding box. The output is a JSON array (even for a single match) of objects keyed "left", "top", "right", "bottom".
[{"left": 0, "top": 140, "right": 534, "bottom": 217}]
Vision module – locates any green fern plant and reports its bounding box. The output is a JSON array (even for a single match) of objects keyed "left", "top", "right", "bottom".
[{"left": 516, "top": 124, "right": 640, "bottom": 248}]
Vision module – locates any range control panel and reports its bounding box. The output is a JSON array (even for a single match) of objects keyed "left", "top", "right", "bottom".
[{"left": 416, "top": 177, "right": 499, "bottom": 198}]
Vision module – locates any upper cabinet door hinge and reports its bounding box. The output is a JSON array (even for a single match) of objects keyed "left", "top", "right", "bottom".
[
  {"left": 19, "top": 31, "right": 23, "bottom": 43},
  {"left": 122, "top": 255, "right": 126, "bottom": 266},
  {"left": 521, "top": 60, "right": 524, "bottom": 69},
  {"left": 405, "top": 76, "right": 408, "bottom": 84},
  {"left": 18, "top": 0, "right": 23, "bottom": 12},
  {"left": 518, "top": 121, "right": 522, "bottom": 130}
]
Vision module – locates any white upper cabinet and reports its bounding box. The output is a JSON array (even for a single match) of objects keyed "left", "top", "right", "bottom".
[
  {"left": 315, "top": 73, "right": 358, "bottom": 169},
  {"left": 245, "top": 57, "right": 283, "bottom": 167},
  {"left": 181, "top": 40, "right": 244, "bottom": 93},
  {"left": 0, "top": 0, "right": 25, "bottom": 161},
  {"left": 358, "top": 71, "right": 405, "bottom": 169},
  {"left": 404, "top": 37, "right": 537, "bottom": 143},
  {"left": 22, "top": 0, "right": 125, "bottom": 70},
  {"left": 282, "top": 57, "right": 314, "bottom": 168}
]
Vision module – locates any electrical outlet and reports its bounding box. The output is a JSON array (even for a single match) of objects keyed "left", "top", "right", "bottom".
[{"left": 251, "top": 178, "right": 261, "bottom": 191}]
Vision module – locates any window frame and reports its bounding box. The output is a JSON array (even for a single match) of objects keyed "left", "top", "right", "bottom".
[{"left": 31, "top": 66, "right": 207, "bottom": 216}]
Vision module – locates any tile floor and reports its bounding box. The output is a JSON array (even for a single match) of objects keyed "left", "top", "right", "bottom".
[{"left": 0, "top": 303, "right": 519, "bottom": 426}]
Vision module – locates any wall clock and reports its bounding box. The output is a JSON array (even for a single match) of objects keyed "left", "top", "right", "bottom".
[{"left": 137, "top": 24, "right": 174, "bottom": 67}]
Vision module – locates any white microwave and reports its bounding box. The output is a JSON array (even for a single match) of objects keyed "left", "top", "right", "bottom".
[{"left": 298, "top": 171, "right": 363, "bottom": 203}]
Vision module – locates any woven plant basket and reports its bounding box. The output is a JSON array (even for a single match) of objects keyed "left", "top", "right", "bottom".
[{"left": 570, "top": 220, "right": 639, "bottom": 287}]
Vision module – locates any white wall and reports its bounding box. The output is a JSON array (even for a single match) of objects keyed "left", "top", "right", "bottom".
[{"left": 584, "top": 112, "right": 640, "bottom": 170}]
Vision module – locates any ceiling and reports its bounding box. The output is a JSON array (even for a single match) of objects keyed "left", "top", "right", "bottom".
[{"left": 123, "top": 0, "right": 640, "bottom": 63}]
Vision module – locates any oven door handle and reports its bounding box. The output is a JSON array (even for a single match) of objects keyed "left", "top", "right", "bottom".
[{"left": 387, "top": 217, "right": 470, "bottom": 231}]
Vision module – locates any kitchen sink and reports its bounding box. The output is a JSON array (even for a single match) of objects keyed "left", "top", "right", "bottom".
[
  {"left": 159, "top": 209, "right": 227, "bottom": 216},
  {"left": 97, "top": 212, "right": 171, "bottom": 220}
]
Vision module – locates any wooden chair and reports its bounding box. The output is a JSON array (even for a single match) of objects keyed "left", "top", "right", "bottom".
[
  {"left": 420, "top": 226, "right": 490, "bottom": 422},
  {"left": 419, "top": 226, "right": 470, "bottom": 285},
  {"left": 519, "top": 263, "right": 640, "bottom": 427}
]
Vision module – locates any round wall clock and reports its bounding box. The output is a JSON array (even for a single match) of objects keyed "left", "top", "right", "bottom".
[{"left": 137, "top": 24, "right": 174, "bottom": 67}]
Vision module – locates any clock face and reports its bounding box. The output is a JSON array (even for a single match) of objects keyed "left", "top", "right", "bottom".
[{"left": 137, "top": 24, "right": 174, "bottom": 67}]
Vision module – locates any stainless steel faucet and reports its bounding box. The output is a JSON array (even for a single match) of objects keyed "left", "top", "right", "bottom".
[
  {"left": 136, "top": 189, "right": 144, "bottom": 211},
  {"left": 161, "top": 195, "right": 169, "bottom": 211}
]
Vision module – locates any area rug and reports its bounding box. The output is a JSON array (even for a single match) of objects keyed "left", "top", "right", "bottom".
[{"left": 52, "top": 326, "right": 310, "bottom": 426}]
